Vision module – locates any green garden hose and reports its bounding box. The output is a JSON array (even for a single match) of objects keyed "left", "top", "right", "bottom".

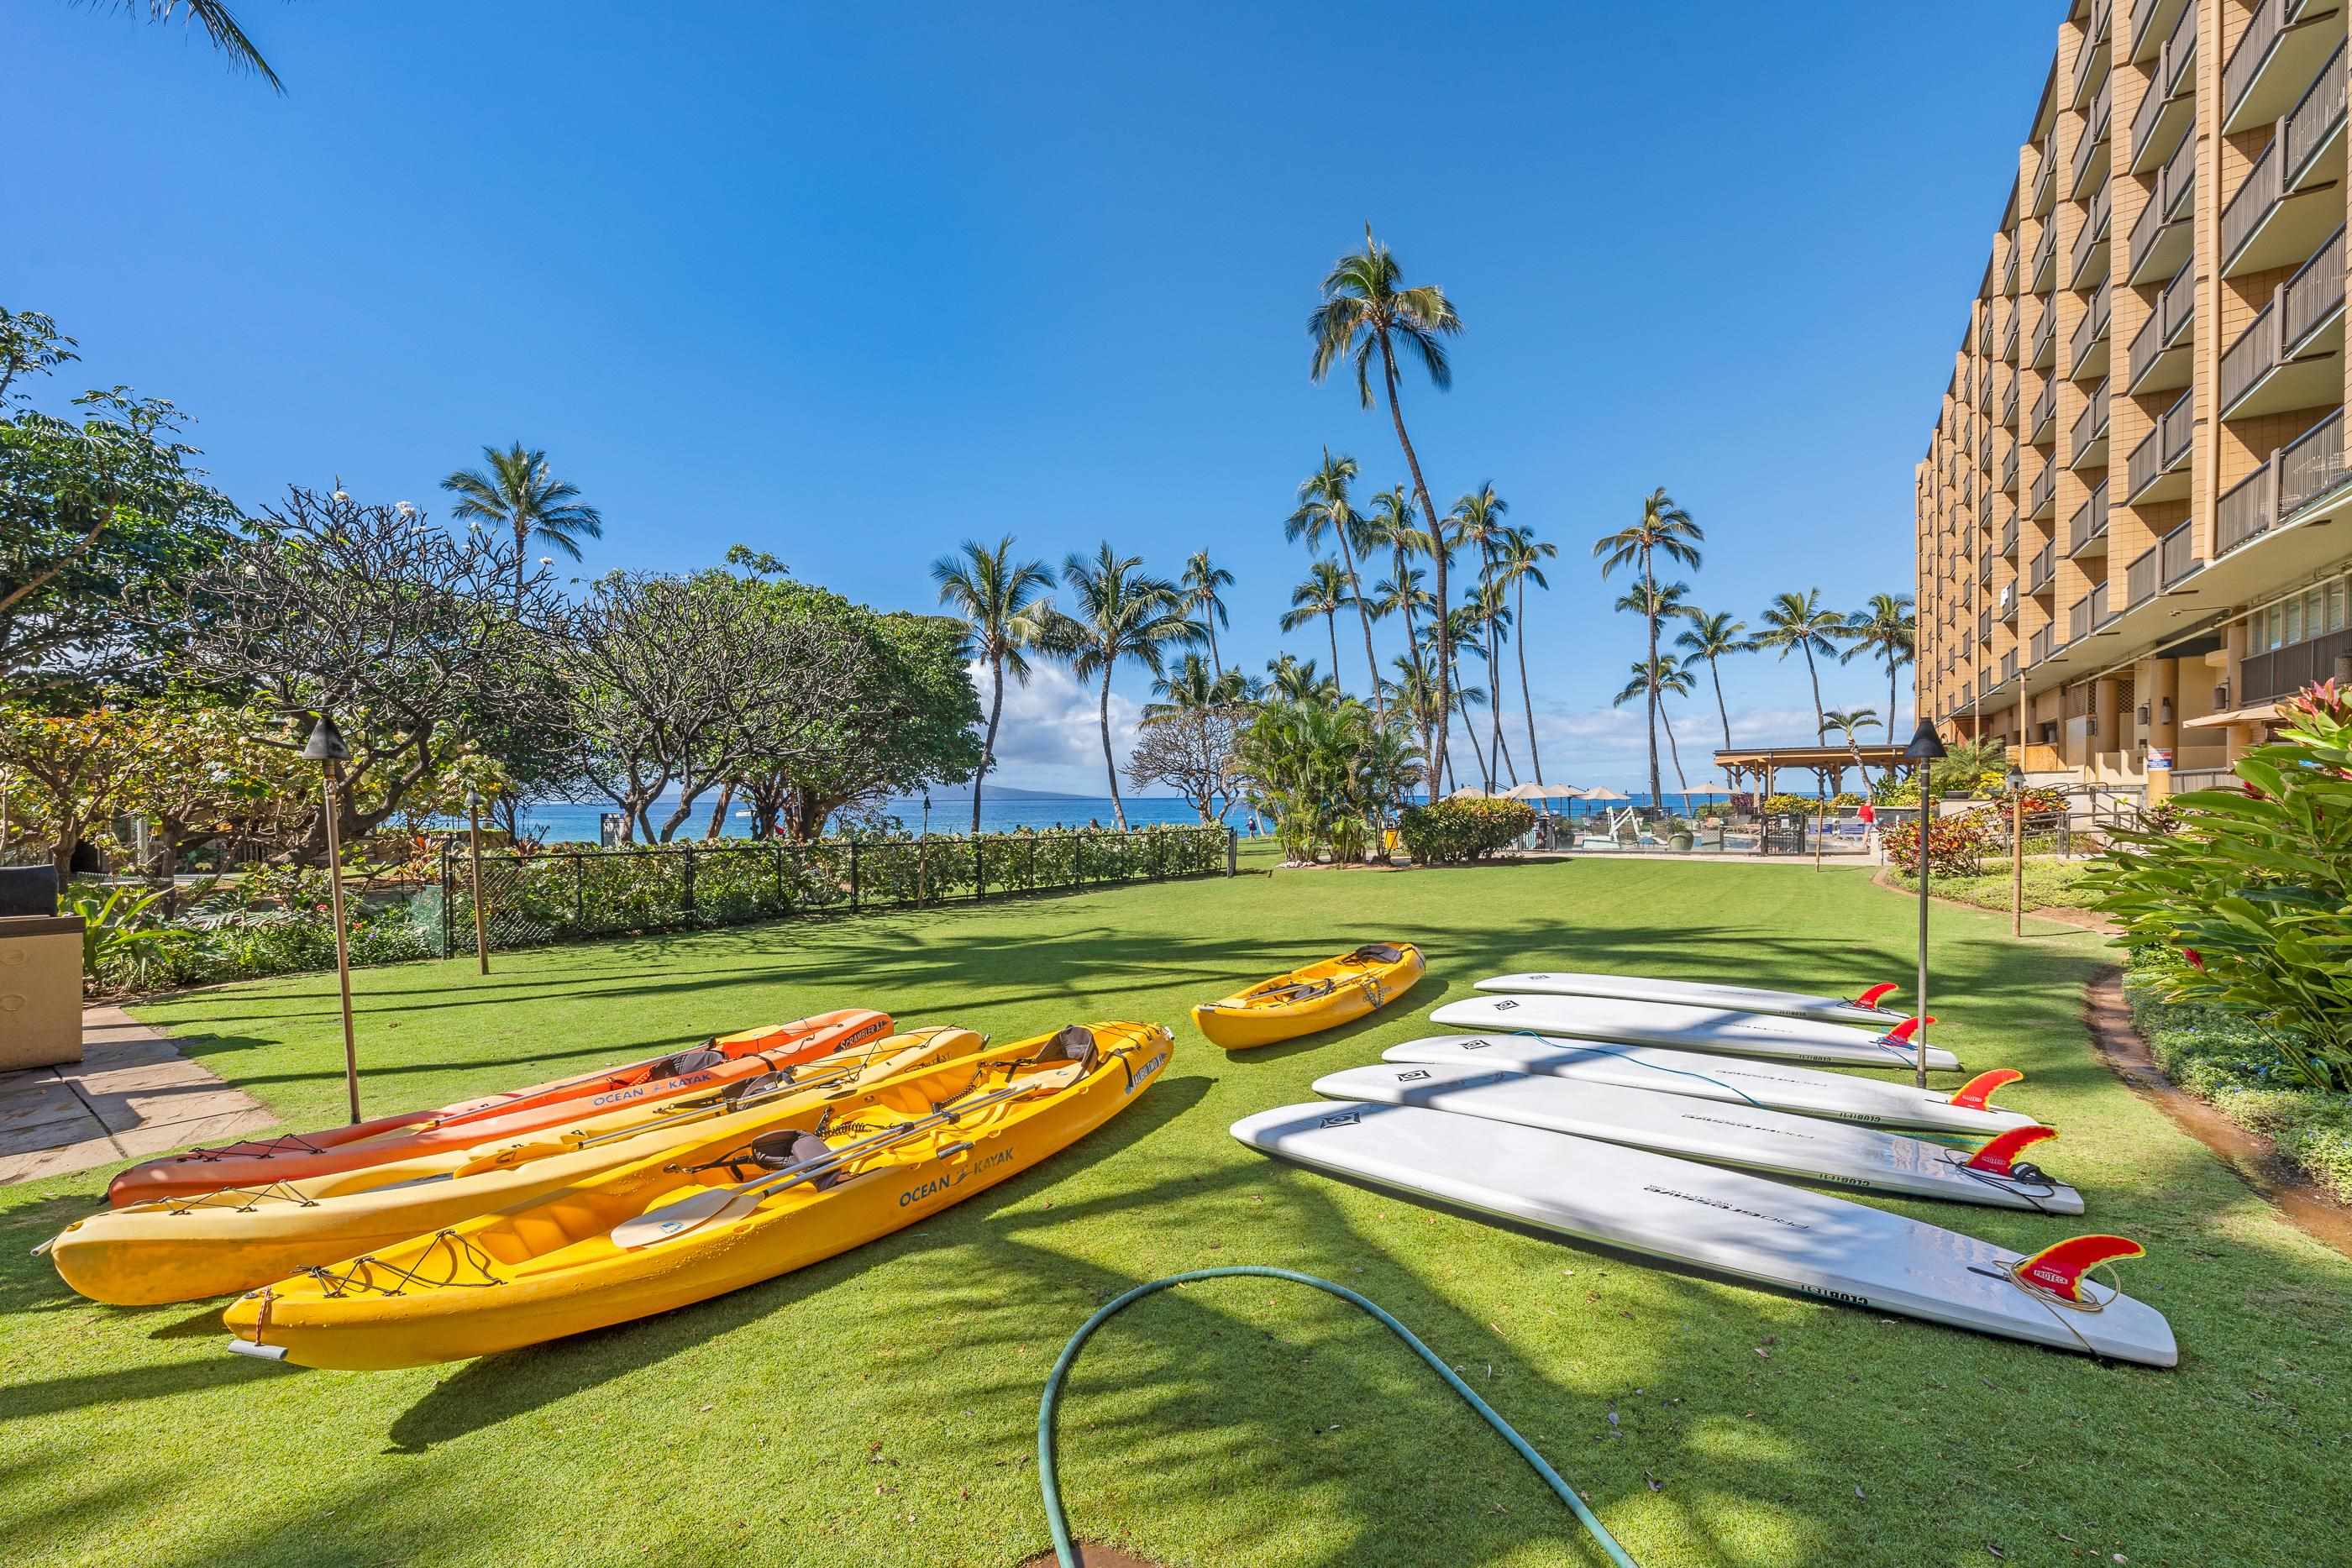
[{"left": 1036, "top": 1266, "right": 1639, "bottom": 1568}]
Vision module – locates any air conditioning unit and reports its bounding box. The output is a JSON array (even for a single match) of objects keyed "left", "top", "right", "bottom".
[{"left": 2213, "top": 682, "right": 2231, "bottom": 710}]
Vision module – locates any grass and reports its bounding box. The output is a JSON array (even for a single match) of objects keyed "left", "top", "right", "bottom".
[
  {"left": 4, "top": 848, "right": 2348, "bottom": 1567},
  {"left": 1887, "top": 857, "right": 2103, "bottom": 915},
  {"left": 2125, "top": 968, "right": 2352, "bottom": 1204}
]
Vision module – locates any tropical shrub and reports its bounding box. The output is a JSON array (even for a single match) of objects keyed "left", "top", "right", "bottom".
[
  {"left": 1397, "top": 799, "right": 1536, "bottom": 865},
  {"left": 1231, "top": 697, "right": 1420, "bottom": 864},
  {"left": 2086, "top": 679, "right": 2352, "bottom": 1090},
  {"left": 1884, "top": 811, "right": 1994, "bottom": 877}
]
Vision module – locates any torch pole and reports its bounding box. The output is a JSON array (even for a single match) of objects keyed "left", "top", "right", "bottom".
[
  {"left": 467, "top": 793, "right": 491, "bottom": 974},
  {"left": 1914, "top": 799, "right": 1931, "bottom": 1090},
  {"left": 2012, "top": 787, "right": 2025, "bottom": 938},
  {"left": 320, "top": 759, "right": 361, "bottom": 1123}
]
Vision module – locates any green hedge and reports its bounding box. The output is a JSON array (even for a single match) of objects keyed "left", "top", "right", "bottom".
[
  {"left": 442, "top": 825, "right": 1226, "bottom": 955},
  {"left": 1396, "top": 799, "right": 1536, "bottom": 865}
]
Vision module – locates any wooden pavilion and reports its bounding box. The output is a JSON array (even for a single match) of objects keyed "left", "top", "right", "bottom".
[{"left": 1710, "top": 742, "right": 1915, "bottom": 800}]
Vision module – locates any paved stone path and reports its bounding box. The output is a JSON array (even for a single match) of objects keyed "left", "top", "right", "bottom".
[{"left": 0, "top": 1006, "right": 274, "bottom": 1187}]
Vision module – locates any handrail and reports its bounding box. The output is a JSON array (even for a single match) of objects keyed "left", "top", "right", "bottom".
[
  {"left": 2223, "top": 0, "right": 2283, "bottom": 128},
  {"left": 2218, "top": 298, "right": 2278, "bottom": 412},
  {"left": 2285, "top": 40, "right": 2348, "bottom": 185},
  {"left": 2282, "top": 224, "right": 2346, "bottom": 349},
  {"left": 2221, "top": 135, "right": 2279, "bottom": 270},
  {"left": 2160, "top": 517, "right": 2200, "bottom": 587}
]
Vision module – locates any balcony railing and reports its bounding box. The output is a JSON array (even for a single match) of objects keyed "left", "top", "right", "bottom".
[
  {"left": 2070, "top": 377, "right": 2110, "bottom": 461},
  {"left": 2223, "top": 0, "right": 2284, "bottom": 128},
  {"left": 2003, "top": 514, "right": 2020, "bottom": 553},
  {"left": 2003, "top": 648, "right": 2019, "bottom": 681},
  {"left": 2071, "top": 182, "right": 2113, "bottom": 285},
  {"left": 2002, "top": 444, "right": 2019, "bottom": 492},
  {"left": 2160, "top": 517, "right": 2201, "bottom": 587},
  {"left": 2076, "top": 0, "right": 2116, "bottom": 102},
  {"left": 2219, "top": 299, "right": 2279, "bottom": 412},
  {"left": 2280, "top": 403, "right": 2348, "bottom": 514},
  {"left": 2128, "top": 260, "right": 2197, "bottom": 385},
  {"left": 2031, "top": 381, "right": 2056, "bottom": 443},
  {"left": 2069, "top": 478, "right": 2111, "bottom": 553},
  {"left": 2073, "top": 78, "right": 2113, "bottom": 196},
  {"left": 2221, "top": 137, "right": 2279, "bottom": 270},
  {"left": 2217, "top": 465, "right": 2276, "bottom": 554},
  {"left": 2001, "top": 375, "right": 2019, "bottom": 425},
  {"left": 2129, "top": 124, "right": 2197, "bottom": 277},
  {"left": 2069, "top": 581, "right": 2116, "bottom": 642},
  {"left": 2128, "top": 543, "right": 2159, "bottom": 606},
  {"left": 2283, "top": 224, "right": 2346, "bottom": 349},
  {"left": 2030, "top": 542, "right": 2055, "bottom": 591},
  {"left": 2032, "top": 134, "right": 2057, "bottom": 216},
  {"left": 2070, "top": 279, "right": 2112, "bottom": 371},
  {"left": 2033, "top": 222, "right": 2058, "bottom": 290},
  {"left": 1979, "top": 552, "right": 1996, "bottom": 587},
  {"left": 2003, "top": 313, "right": 2020, "bottom": 364},
  {"left": 2132, "top": 5, "right": 2198, "bottom": 161},
  {"left": 2031, "top": 625, "right": 2055, "bottom": 664},
  {"left": 2030, "top": 459, "right": 2056, "bottom": 517},
  {"left": 1978, "top": 606, "right": 1992, "bottom": 642},
  {"left": 2127, "top": 387, "right": 2195, "bottom": 499},
  {"left": 2285, "top": 41, "right": 2348, "bottom": 186}
]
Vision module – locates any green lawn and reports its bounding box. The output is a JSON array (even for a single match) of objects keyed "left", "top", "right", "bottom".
[
  {"left": 4, "top": 851, "right": 2347, "bottom": 1568},
  {"left": 1888, "top": 857, "right": 2103, "bottom": 915}
]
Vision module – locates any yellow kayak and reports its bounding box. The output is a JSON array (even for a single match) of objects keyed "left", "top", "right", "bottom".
[
  {"left": 222, "top": 1022, "right": 1173, "bottom": 1369},
  {"left": 48, "top": 1026, "right": 981, "bottom": 1306},
  {"left": 1191, "top": 942, "right": 1425, "bottom": 1050}
]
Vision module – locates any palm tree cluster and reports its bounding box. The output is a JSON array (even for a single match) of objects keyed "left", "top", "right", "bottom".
[{"left": 1587, "top": 487, "right": 1918, "bottom": 803}]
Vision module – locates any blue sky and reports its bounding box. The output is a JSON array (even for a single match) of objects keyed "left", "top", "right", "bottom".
[{"left": 17, "top": 3, "right": 2055, "bottom": 793}]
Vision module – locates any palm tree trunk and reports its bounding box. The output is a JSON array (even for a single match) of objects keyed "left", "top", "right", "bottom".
[
  {"left": 1494, "top": 723, "right": 1519, "bottom": 785},
  {"left": 1325, "top": 613, "right": 1342, "bottom": 694},
  {"left": 975, "top": 648, "right": 1006, "bottom": 835},
  {"left": 1377, "top": 333, "right": 1448, "bottom": 774},
  {"left": 1515, "top": 576, "right": 1542, "bottom": 785},
  {"left": 1709, "top": 658, "right": 1733, "bottom": 749},
  {"left": 1452, "top": 674, "right": 1492, "bottom": 789},
  {"left": 1887, "top": 658, "right": 1899, "bottom": 744},
  {"left": 1662, "top": 707, "right": 1690, "bottom": 800},
  {"left": 1206, "top": 618, "right": 1222, "bottom": 678},
  {"left": 1802, "top": 644, "right": 1825, "bottom": 734},
  {"left": 1642, "top": 548, "right": 1662, "bottom": 807},
  {"left": 1486, "top": 598, "right": 1515, "bottom": 785},
  {"left": 1335, "top": 536, "right": 1383, "bottom": 722},
  {"left": 1098, "top": 669, "right": 1127, "bottom": 831}
]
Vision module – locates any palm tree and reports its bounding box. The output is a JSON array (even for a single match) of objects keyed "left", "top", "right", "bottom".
[
  {"left": 1756, "top": 589, "right": 1850, "bottom": 736},
  {"left": 931, "top": 536, "right": 1056, "bottom": 833},
  {"left": 1674, "top": 610, "right": 1754, "bottom": 753},
  {"left": 1310, "top": 227, "right": 1463, "bottom": 768},
  {"left": 1384, "top": 653, "right": 1445, "bottom": 793},
  {"left": 99, "top": 1, "right": 283, "bottom": 91},
  {"left": 1614, "top": 655, "right": 1697, "bottom": 801},
  {"left": 1436, "top": 605, "right": 1495, "bottom": 790},
  {"left": 1494, "top": 527, "right": 1557, "bottom": 785},
  {"left": 1037, "top": 546, "right": 1202, "bottom": 831},
  {"left": 1280, "top": 559, "right": 1355, "bottom": 685},
  {"left": 441, "top": 443, "right": 605, "bottom": 604},
  {"left": 1287, "top": 449, "right": 1385, "bottom": 715},
  {"left": 1144, "top": 653, "right": 1249, "bottom": 721},
  {"left": 1449, "top": 483, "right": 1513, "bottom": 781},
  {"left": 1593, "top": 488, "right": 1704, "bottom": 805},
  {"left": 1265, "top": 653, "right": 1340, "bottom": 705},
  {"left": 1840, "top": 592, "right": 1917, "bottom": 742},
  {"left": 1820, "top": 706, "right": 1882, "bottom": 790},
  {"left": 1179, "top": 551, "right": 1236, "bottom": 676}
]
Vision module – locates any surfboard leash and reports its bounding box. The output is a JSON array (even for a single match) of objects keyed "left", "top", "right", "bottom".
[{"left": 1036, "top": 1265, "right": 1641, "bottom": 1567}]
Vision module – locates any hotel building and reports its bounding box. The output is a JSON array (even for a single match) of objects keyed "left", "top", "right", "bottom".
[{"left": 1916, "top": 0, "right": 2352, "bottom": 795}]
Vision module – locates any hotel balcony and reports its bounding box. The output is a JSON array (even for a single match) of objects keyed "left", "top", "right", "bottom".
[
  {"left": 2220, "top": 46, "right": 2346, "bottom": 275},
  {"left": 2029, "top": 456, "right": 2057, "bottom": 517},
  {"left": 2125, "top": 385, "right": 2197, "bottom": 502},
  {"left": 2030, "top": 380, "right": 2058, "bottom": 446},
  {"left": 2159, "top": 516, "right": 2202, "bottom": 589},
  {"left": 2216, "top": 404, "right": 2349, "bottom": 554},
  {"left": 2070, "top": 377, "right": 2111, "bottom": 468},
  {"left": 2218, "top": 225, "right": 2345, "bottom": 419},
  {"left": 2076, "top": 0, "right": 2116, "bottom": 105},
  {"left": 2002, "top": 648, "right": 2020, "bottom": 682},
  {"left": 2068, "top": 579, "right": 2118, "bottom": 642},
  {"left": 2223, "top": 0, "right": 2348, "bottom": 135},
  {"left": 2129, "top": 0, "right": 2198, "bottom": 171},
  {"left": 2032, "top": 223, "right": 2058, "bottom": 293},
  {"left": 2031, "top": 623, "right": 2059, "bottom": 664},
  {"left": 2003, "top": 312, "right": 2020, "bottom": 364},
  {"left": 2068, "top": 476, "right": 2112, "bottom": 558},
  {"left": 2069, "top": 183, "right": 2113, "bottom": 288},
  {"left": 2029, "top": 540, "right": 2057, "bottom": 593},
  {"left": 2071, "top": 78, "right": 2113, "bottom": 200},
  {"left": 2125, "top": 123, "right": 2196, "bottom": 282},
  {"left": 2001, "top": 375, "right": 2019, "bottom": 426},
  {"left": 2071, "top": 281, "right": 2113, "bottom": 380},
  {"left": 2031, "top": 134, "right": 2058, "bottom": 218},
  {"left": 2030, "top": 296, "right": 2058, "bottom": 366},
  {"left": 2126, "top": 260, "right": 2196, "bottom": 392},
  {"left": 2003, "top": 515, "right": 2021, "bottom": 553}
]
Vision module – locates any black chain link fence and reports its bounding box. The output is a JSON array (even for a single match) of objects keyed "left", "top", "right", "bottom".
[{"left": 433, "top": 825, "right": 1231, "bottom": 957}]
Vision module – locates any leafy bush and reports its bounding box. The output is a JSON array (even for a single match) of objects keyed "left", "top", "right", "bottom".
[
  {"left": 1884, "top": 811, "right": 1994, "bottom": 877},
  {"left": 2087, "top": 679, "right": 2352, "bottom": 1090},
  {"left": 1397, "top": 799, "right": 1536, "bottom": 865}
]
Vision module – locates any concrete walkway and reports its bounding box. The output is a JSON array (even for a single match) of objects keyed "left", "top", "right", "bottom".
[{"left": 0, "top": 1006, "right": 274, "bottom": 1187}]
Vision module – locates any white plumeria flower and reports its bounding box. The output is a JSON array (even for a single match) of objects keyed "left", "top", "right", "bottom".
[
  {"left": 396, "top": 501, "right": 416, "bottom": 517},
  {"left": 538, "top": 555, "right": 552, "bottom": 564}
]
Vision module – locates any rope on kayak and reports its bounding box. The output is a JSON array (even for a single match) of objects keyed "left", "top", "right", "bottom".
[
  {"left": 162, "top": 1180, "right": 319, "bottom": 1214},
  {"left": 1509, "top": 1030, "right": 1778, "bottom": 1114},
  {"left": 299, "top": 1230, "right": 505, "bottom": 1298},
  {"left": 1036, "top": 1266, "right": 1639, "bottom": 1568}
]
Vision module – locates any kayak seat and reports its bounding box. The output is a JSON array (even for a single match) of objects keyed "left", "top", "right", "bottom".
[
  {"left": 647, "top": 1046, "right": 727, "bottom": 1081},
  {"left": 1347, "top": 944, "right": 1406, "bottom": 964},
  {"left": 1032, "top": 1025, "right": 1100, "bottom": 1075},
  {"left": 743, "top": 1130, "right": 845, "bottom": 1190}
]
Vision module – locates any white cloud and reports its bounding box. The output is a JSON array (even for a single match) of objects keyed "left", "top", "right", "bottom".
[{"left": 969, "top": 658, "right": 1147, "bottom": 795}]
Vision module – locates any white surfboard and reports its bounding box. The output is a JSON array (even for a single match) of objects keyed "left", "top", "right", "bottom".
[
  {"left": 1478, "top": 971, "right": 1904, "bottom": 1027},
  {"left": 1231, "top": 1102, "right": 2174, "bottom": 1366},
  {"left": 1431, "top": 994, "right": 1961, "bottom": 1072},
  {"left": 1313, "top": 1062, "right": 2078, "bottom": 1214},
  {"left": 1383, "top": 1035, "right": 2035, "bottom": 1135}
]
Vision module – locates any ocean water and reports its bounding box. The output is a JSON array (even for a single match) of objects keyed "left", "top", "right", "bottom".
[{"left": 504, "top": 789, "right": 1739, "bottom": 842}]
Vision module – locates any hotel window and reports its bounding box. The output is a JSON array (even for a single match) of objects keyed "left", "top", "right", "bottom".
[{"left": 2255, "top": 578, "right": 2349, "bottom": 651}]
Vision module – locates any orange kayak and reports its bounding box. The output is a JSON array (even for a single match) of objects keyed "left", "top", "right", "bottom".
[{"left": 105, "top": 1008, "right": 892, "bottom": 1207}]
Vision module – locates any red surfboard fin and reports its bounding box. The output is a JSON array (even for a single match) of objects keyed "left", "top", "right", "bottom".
[
  {"left": 1854, "top": 983, "right": 1900, "bottom": 1009},
  {"left": 1948, "top": 1067, "right": 2025, "bottom": 1110},
  {"left": 1880, "top": 1015, "right": 1939, "bottom": 1045},
  {"left": 1964, "top": 1124, "right": 2056, "bottom": 1176},
  {"left": 2011, "top": 1234, "right": 2146, "bottom": 1303}
]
